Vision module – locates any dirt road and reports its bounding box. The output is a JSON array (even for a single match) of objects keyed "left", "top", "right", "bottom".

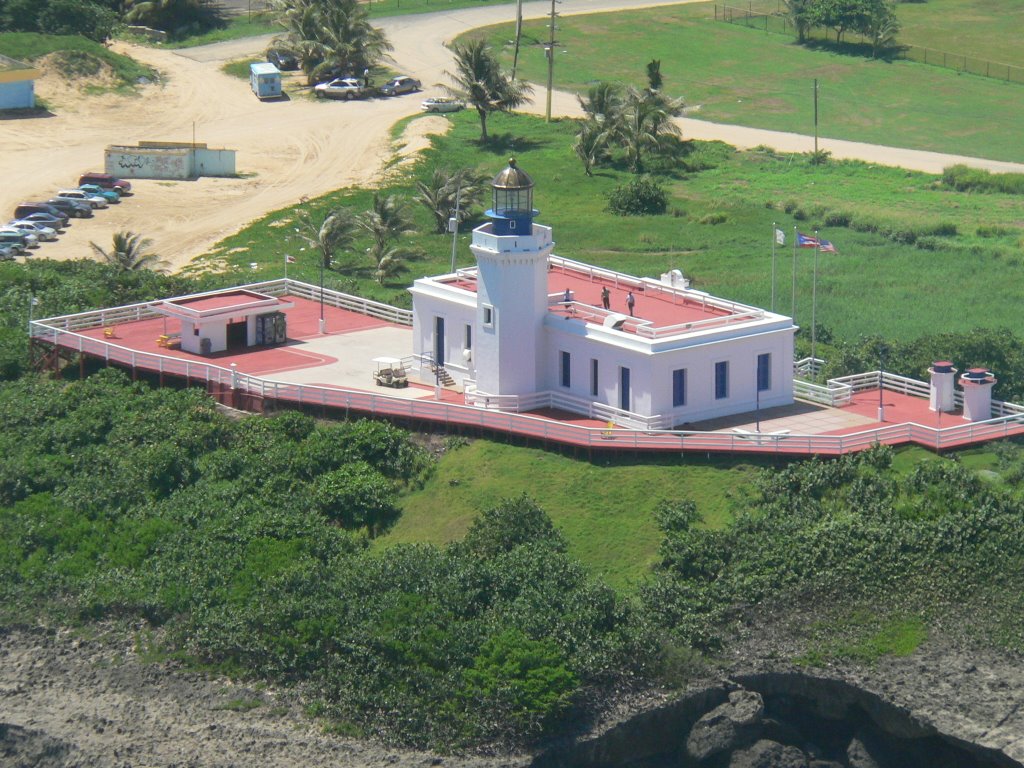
[{"left": 3, "top": 0, "right": 1022, "bottom": 273}]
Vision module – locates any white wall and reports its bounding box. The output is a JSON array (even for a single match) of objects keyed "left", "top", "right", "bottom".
[
  {"left": 193, "top": 148, "right": 236, "bottom": 177},
  {"left": 410, "top": 288, "right": 475, "bottom": 386},
  {"left": 543, "top": 322, "right": 795, "bottom": 424},
  {"left": 106, "top": 148, "right": 191, "bottom": 179}
]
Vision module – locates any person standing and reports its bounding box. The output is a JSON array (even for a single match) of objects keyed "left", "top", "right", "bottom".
[
  {"left": 601, "top": 286, "right": 610, "bottom": 310},
  {"left": 626, "top": 291, "right": 635, "bottom": 316}
]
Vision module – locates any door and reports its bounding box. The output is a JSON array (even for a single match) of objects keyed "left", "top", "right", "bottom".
[
  {"left": 227, "top": 320, "right": 248, "bottom": 350},
  {"left": 620, "top": 366, "right": 631, "bottom": 411},
  {"left": 434, "top": 316, "right": 445, "bottom": 367}
]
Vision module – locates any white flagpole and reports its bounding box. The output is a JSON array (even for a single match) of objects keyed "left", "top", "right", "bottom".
[
  {"left": 284, "top": 254, "right": 288, "bottom": 282},
  {"left": 771, "top": 222, "right": 776, "bottom": 313},
  {"left": 812, "top": 230, "right": 819, "bottom": 371},
  {"left": 791, "top": 226, "right": 797, "bottom": 319}
]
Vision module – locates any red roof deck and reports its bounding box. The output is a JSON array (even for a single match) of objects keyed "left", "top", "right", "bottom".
[
  {"left": 438, "top": 261, "right": 745, "bottom": 336},
  {"left": 33, "top": 288, "right": 1024, "bottom": 456}
]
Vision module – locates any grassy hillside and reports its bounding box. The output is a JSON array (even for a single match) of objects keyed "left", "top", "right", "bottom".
[
  {"left": 388, "top": 439, "right": 767, "bottom": 590},
  {"left": 467, "top": 3, "right": 1024, "bottom": 163},
  {"left": 0, "top": 32, "right": 153, "bottom": 88}
]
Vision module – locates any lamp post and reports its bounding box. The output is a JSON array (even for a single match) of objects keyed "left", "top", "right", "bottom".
[
  {"left": 878, "top": 345, "right": 887, "bottom": 422},
  {"left": 28, "top": 295, "right": 38, "bottom": 332},
  {"left": 318, "top": 253, "right": 326, "bottom": 334}
]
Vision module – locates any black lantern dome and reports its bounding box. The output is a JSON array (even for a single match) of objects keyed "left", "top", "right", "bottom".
[{"left": 486, "top": 158, "right": 538, "bottom": 235}]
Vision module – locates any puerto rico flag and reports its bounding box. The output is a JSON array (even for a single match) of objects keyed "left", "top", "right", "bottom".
[
  {"left": 797, "top": 232, "right": 820, "bottom": 248},
  {"left": 285, "top": 254, "right": 296, "bottom": 264},
  {"left": 818, "top": 239, "right": 837, "bottom": 253}
]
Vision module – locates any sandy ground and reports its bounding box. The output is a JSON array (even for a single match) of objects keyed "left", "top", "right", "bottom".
[{"left": 4, "top": 0, "right": 1024, "bottom": 274}]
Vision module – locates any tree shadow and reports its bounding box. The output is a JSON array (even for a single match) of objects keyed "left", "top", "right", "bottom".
[
  {"left": 803, "top": 38, "right": 900, "bottom": 63},
  {"left": 479, "top": 132, "right": 547, "bottom": 156}
]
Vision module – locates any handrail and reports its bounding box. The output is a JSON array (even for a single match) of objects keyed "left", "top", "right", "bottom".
[{"left": 30, "top": 325, "right": 1024, "bottom": 456}]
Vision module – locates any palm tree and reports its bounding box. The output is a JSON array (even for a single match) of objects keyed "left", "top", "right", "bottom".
[
  {"left": 293, "top": 205, "right": 358, "bottom": 272},
  {"left": 444, "top": 38, "right": 533, "bottom": 143},
  {"left": 573, "top": 120, "right": 607, "bottom": 177},
  {"left": 577, "top": 81, "right": 623, "bottom": 124},
  {"left": 90, "top": 231, "right": 167, "bottom": 272},
  {"left": 359, "top": 193, "right": 419, "bottom": 284},
  {"left": 415, "top": 167, "right": 489, "bottom": 234},
  {"left": 271, "top": 0, "right": 391, "bottom": 85},
  {"left": 619, "top": 86, "right": 684, "bottom": 174}
]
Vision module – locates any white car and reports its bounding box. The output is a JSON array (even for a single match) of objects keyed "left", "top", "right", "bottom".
[
  {"left": 8, "top": 220, "right": 57, "bottom": 241},
  {"left": 313, "top": 77, "right": 369, "bottom": 100},
  {"left": 0, "top": 227, "right": 39, "bottom": 248},
  {"left": 421, "top": 96, "right": 464, "bottom": 113},
  {"left": 56, "top": 189, "right": 108, "bottom": 209}
]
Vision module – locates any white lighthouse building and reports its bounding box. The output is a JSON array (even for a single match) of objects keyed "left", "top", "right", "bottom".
[{"left": 410, "top": 159, "right": 797, "bottom": 428}]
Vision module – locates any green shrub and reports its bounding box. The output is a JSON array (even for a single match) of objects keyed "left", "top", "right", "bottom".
[
  {"left": 607, "top": 177, "right": 667, "bottom": 216},
  {"left": 942, "top": 165, "right": 1024, "bottom": 195},
  {"left": 698, "top": 212, "right": 727, "bottom": 225}
]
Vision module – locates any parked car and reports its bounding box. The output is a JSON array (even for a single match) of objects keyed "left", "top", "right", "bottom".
[
  {"left": 78, "top": 172, "right": 132, "bottom": 195},
  {"left": 79, "top": 183, "right": 121, "bottom": 203},
  {"left": 379, "top": 75, "right": 421, "bottom": 96},
  {"left": 47, "top": 198, "right": 93, "bottom": 218},
  {"left": 0, "top": 231, "right": 30, "bottom": 253},
  {"left": 14, "top": 203, "right": 69, "bottom": 225},
  {"left": 421, "top": 96, "right": 465, "bottom": 113},
  {"left": 314, "top": 77, "right": 371, "bottom": 100},
  {"left": 16, "top": 211, "right": 66, "bottom": 229},
  {"left": 56, "top": 189, "right": 108, "bottom": 209},
  {"left": 266, "top": 47, "right": 299, "bottom": 71},
  {"left": 0, "top": 227, "right": 38, "bottom": 248},
  {"left": 8, "top": 220, "right": 57, "bottom": 241}
]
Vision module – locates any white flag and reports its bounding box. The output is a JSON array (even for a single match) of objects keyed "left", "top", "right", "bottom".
[{"left": 774, "top": 228, "right": 785, "bottom": 246}]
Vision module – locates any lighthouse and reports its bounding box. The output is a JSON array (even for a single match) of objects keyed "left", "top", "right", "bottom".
[{"left": 470, "top": 158, "right": 555, "bottom": 396}]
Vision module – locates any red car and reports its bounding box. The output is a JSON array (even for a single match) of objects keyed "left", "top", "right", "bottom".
[{"left": 78, "top": 172, "right": 132, "bottom": 195}]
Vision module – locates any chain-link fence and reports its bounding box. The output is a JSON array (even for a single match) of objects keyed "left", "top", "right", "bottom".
[{"left": 714, "top": 5, "right": 1024, "bottom": 85}]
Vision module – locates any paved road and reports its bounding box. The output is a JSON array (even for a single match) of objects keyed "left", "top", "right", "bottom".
[{"left": 181, "top": 0, "right": 1024, "bottom": 175}]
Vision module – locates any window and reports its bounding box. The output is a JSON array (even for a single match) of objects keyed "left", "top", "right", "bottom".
[
  {"left": 465, "top": 324, "right": 472, "bottom": 351},
  {"left": 560, "top": 351, "right": 571, "bottom": 388},
  {"left": 672, "top": 368, "right": 687, "bottom": 407},
  {"left": 482, "top": 305, "right": 494, "bottom": 327},
  {"left": 590, "top": 359, "right": 599, "bottom": 397},
  {"left": 509, "top": 219, "right": 517, "bottom": 230},
  {"left": 757, "top": 353, "right": 771, "bottom": 392},
  {"left": 715, "top": 361, "right": 729, "bottom": 400}
]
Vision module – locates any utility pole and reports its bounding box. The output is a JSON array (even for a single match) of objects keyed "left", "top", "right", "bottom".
[
  {"left": 512, "top": 0, "right": 524, "bottom": 79},
  {"left": 813, "top": 78, "right": 818, "bottom": 155},
  {"left": 545, "top": 0, "right": 557, "bottom": 122}
]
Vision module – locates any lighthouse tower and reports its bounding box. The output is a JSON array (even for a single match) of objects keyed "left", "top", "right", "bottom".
[{"left": 471, "top": 158, "right": 554, "bottom": 396}]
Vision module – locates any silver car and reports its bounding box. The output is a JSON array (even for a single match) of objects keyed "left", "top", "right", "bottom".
[
  {"left": 421, "top": 97, "right": 464, "bottom": 113},
  {"left": 9, "top": 220, "right": 57, "bottom": 241},
  {"left": 56, "top": 189, "right": 108, "bottom": 209}
]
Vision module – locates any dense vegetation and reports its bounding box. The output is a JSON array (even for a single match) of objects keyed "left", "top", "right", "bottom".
[
  {"left": 0, "top": 0, "right": 224, "bottom": 41},
  {"left": 0, "top": 370, "right": 648, "bottom": 747}
]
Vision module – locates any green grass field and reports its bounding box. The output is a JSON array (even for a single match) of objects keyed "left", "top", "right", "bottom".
[
  {"left": 202, "top": 109, "right": 1024, "bottom": 342},
  {"left": 386, "top": 439, "right": 768, "bottom": 590},
  {"left": 467, "top": 3, "right": 1024, "bottom": 163}
]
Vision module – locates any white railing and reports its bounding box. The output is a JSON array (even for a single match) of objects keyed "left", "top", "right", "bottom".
[
  {"left": 793, "top": 378, "right": 853, "bottom": 407},
  {"left": 794, "top": 357, "right": 825, "bottom": 379},
  {"left": 33, "top": 279, "right": 413, "bottom": 333},
  {"left": 30, "top": 325, "right": 1024, "bottom": 456}
]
